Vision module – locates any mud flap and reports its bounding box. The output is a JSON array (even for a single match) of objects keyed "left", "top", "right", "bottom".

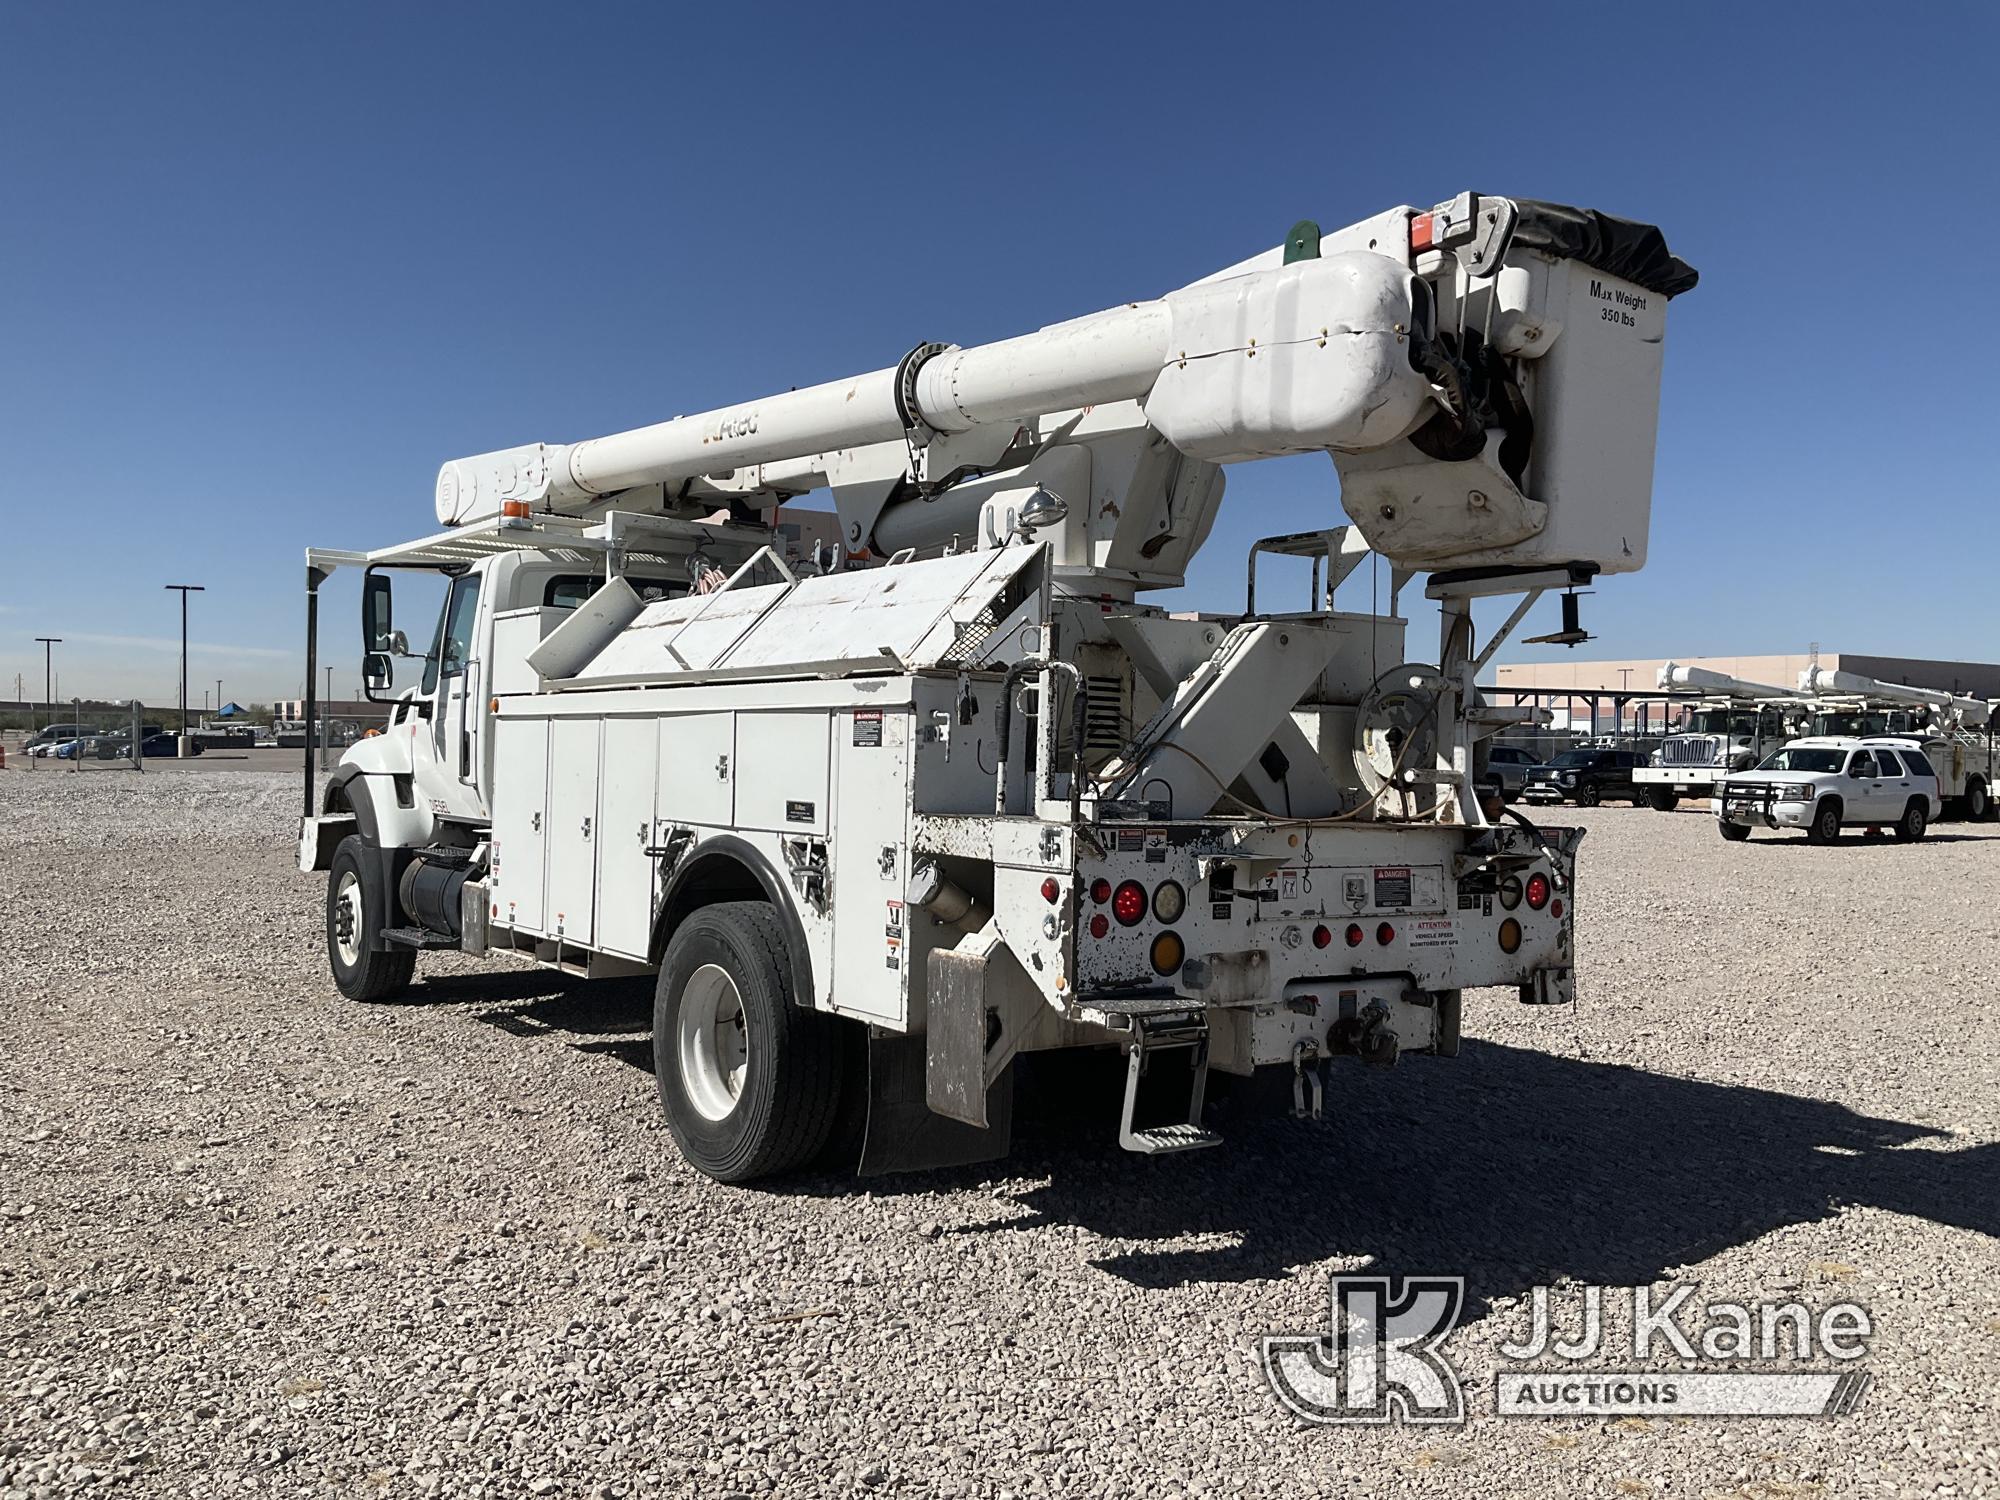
[{"left": 857, "top": 1030, "right": 1012, "bottom": 1177}]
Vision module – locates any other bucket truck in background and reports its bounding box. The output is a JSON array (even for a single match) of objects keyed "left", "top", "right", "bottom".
[
  {"left": 1633, "top": 661, "right": 1795, "bottom": 810},
  {"left": 1795, "top": 665, "right": 1997, "bottom": 820},
  {"left": 299, "top": 192, "right": 1695, "bottom": 1182}
]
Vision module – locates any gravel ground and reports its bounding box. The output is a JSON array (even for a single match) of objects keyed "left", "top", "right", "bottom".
[{"left": 1, "top": 765, "right": 1995, "bottom": 1498}]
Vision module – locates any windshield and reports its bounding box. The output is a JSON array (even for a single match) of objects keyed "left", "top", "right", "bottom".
[
  {"left": 1757, "top": 747, "right": 1846, "bottom": 773},
  {"left": 1548, "top": 750, "right": 1597, "bottom": 767}
]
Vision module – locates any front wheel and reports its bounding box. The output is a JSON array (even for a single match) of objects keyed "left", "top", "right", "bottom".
[
  {"left": 1646, "top": 788, "right": 1680, "bottom": 812},
  {"left": 1574, "top": 781, "right": 1602, "bottom": 808},
  {"left": 653, "top": 902, "right": 844, "bottom": 1183},
  {"left": 326, "top": 836, "right": 417, "bottom": 1001},
  {"left": 1895, "top": 799, "right": 1929, "bottom": 842},
  {"left": 1718, "top": 819, "right": 1751, "bottom": 842},
  {"left": 1805, "top": 798, "right": 1843, "bottom": 845}
]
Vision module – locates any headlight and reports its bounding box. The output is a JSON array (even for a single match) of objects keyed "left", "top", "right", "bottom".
[
  {"left": 1557, "top": 772, "right": 1577, "bottom": 784},
  {"left": 1778, "top": 784, "right": 1814, "bottom": 803}
]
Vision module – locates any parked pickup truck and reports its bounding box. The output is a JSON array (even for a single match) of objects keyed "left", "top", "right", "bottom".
[{"left": 1715, "top": 737, "right": 1940, "bottom": 844}]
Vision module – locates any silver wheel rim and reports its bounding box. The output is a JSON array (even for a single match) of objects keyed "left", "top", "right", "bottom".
[
  {"left": 677, "top": 964, "right": 749, "bottom": 1122},
  {"left": 333, "top": 871, "right": 364, "bottom": 966}
]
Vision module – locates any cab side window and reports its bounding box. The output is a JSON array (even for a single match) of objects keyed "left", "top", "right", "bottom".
[{"left": 423, "top": 575, "right": 483, "bottom": 695}]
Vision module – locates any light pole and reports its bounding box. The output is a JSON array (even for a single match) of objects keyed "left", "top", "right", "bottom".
[
  {"left": 34, "top": 637, "right": 59, "bottom": 733},
  {"left": 216, "top": 678, "right": 223, "bottom": 718},
  {"left": 165, "top": 585, "right": 205, "bottom": 734}
]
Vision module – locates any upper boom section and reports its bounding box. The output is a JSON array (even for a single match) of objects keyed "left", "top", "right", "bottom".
[
  {"left": 436, "top": 192, "right": 1694, "bottom": 585},
  {"left": 1659, "top": 662, "right": 1795, "bottom": 699},
  {"left": 1798, "top": 665, "right": 1990, "bottom": 728}
]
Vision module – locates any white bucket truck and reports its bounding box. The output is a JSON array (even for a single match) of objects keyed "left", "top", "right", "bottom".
[
  {"left": 1632, "top": 661, "right": 1796, "bottom": 810},
  {"left": 1795, "top": 665, "right": 1997, "bottom": 820},
  {"left": 299, "top": 194, "right": 1694, "bottom": 1181}
]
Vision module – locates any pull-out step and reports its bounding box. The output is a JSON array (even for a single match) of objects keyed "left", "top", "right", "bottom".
[{"left": 1118, "top": 1012, "right": 1222, "bottom": 1155}]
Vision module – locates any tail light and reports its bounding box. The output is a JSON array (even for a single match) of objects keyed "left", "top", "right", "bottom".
[
  {"left": 1112, "top": 881, "right": 1147, "bottom": 926},
  {"left": 1525, "top": 873, "right": 1551, "bottom": 911},
  {"left": 1152, "top": 880, "right": 1186, "bottom": 924},
  {"left": 1041, "top": 877, "right": 1061, "bottom": 904},
  {"left": 1345, "top": 923, "right": 1365, "bottom": 948},
  {"left": 1550, "top": 897, "right": 1565, "bottom": 920},
  {"left": 1312, "top": 924, "right": 1333, "bottom": 949},
  {"left": 1089, "top": 878, "right": 1112, "bottom": 904},
  {"left": 1498, "top": 917, "right": 1523, "bottom": 954},
  {"left": 1088, "top": 913, "right": 1109, "bottom": 940},
  {"left": 1150, "top": 931, "right": 1184, "bottom": 976},
  {"left": 1376, "top": 922, "right": 1396, "bottom": 946}
]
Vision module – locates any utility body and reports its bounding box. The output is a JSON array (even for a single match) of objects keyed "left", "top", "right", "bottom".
[{"left": 300, "top": 192, "right": 1695, "bottom": 1180}]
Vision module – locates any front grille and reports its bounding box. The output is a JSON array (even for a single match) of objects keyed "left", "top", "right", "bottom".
[{"left": 1660, "top": 735, "right": 1722, "bottom": 766}]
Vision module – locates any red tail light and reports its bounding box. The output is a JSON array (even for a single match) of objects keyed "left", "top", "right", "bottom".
[
  {"left": 1525, "top": 873, "right": 1551, "bottom": 911},
  {"left": 1088, "top": 913, "right": 1109, "bottom": 939},
  {"left": 1345, "top": 923, "right": 1365, "bottom": 948},
  {"left": 1376, "top": 922, "right": 1396, "bottom": 945},
  {"left": 1041, "top": 877, "right": 1061, "bottom": 904},
  {"left": 1550, "top": 897, "right": 1565, "bottom": 920},
  {"left": 1112, "top": 881, "right": 1147, "bottom": 926},
  {"left": 1312, "top": 924, "right": 1332, "bottom": 949},
  {"left": 1089, "top": 878, "right": 1112, "bottom": 905}
]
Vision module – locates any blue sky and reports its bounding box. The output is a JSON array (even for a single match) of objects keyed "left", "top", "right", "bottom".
[{"left": 3, "top": 3, "right": 1995, "bottom": 707}]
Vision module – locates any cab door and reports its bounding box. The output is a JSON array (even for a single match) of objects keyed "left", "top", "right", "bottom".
[{"left": 428, "top": 572, "right": 486, "bottom": 818}]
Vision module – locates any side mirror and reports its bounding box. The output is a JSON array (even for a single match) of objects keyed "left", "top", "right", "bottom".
[
  {"left": 1848, "top": 764, "right": 1866, "bottom": 778},
  {"left": 387, "top": 629, "right": 412, "bottom": 657},
  {"left": 363, "top": 572, "right": 394, "bottom": 653},
  {"left": 363, "top": 652, "right": 393, "bottom": 693}
]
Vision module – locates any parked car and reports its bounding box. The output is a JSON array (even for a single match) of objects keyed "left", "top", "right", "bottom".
[
  {"left": 1715, "top": 737, "right": 1940, "bottom": 844},
  {"left": 142, "top": 731, "right": 197, "bottom": 757},
  {"left": 24, "top": 723, "right": 98, "bottom": 751},
  {"left": 1520, "top": 748, "right": 1647, "bottom": 806},
  {"left": 1476, "top": 744, "right": 1540, "bottom": 801}
]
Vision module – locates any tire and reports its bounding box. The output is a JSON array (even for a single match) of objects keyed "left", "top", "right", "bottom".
[
  {"left": 1646, "top": 788, "right": 1679, "bottom": 811},
  {"left": 1895, "top": 798, "right": 1929, "bottom": 842},
  {"left": 1805, "top": 798, "right": 1843, "bottom": 845},
  {"left": 326, "top": 835, "right": 417, "bottom": 1001},
  {"left": 1966, "top": 779, "right": 1991, "bottom": 822},
  {"left": 1717, "top": 819, "right": 1751, "bottom": 842},
  {"left": 653, "top": 901, "right": 843, "bottom": 1183},
  {"left": 1574, "top": 781, "right": 1602, "bottom": 808}
]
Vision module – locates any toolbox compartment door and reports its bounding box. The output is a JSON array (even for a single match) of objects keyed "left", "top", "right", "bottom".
[
  {"left": 491, "top": 716, "right": 550, "bottom": 934},
  {"left": 547, "top": 717, "right": 602, "bottom": 947}
]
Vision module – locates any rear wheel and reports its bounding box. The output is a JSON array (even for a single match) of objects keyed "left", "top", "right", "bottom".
[
  {"left": 1646, "top": 788, "right": 1680, "bottom": 812},
  {"left": 653, "top": 902, "right": 843, "bottom": 1183},
  {"left": 1805, "top": 798, "right": 1843, "bottom": 845},
  {"left": 1895, "top": 798, "right": 1929, "bottom": 842},
  {"left": 326, "top": 836, "right": 417, "bottom": 1001},
  {"left": 1717, "top": 819, "right": 1751, "bottom": 842},
  {"left": 1965, "top": 779, "right": 1991, "bottom": 822}
]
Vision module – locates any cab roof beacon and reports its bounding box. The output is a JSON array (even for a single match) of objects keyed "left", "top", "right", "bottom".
[{"left": 301, "top": 192, "right": 1696, "bottom": 1183}]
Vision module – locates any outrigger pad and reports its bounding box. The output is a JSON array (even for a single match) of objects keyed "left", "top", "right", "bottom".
[{"left": 857, "top": 1030, "right": 1012, "bottom": 1177}]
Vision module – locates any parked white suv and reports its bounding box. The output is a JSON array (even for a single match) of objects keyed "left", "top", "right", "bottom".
[{"left": 1715, "top": 737, "right": 1941, "bottom": 844}]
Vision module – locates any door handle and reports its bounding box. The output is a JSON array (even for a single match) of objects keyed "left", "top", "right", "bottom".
[{"left": 581, "top": 816, "right": 592, "bottom": 839}]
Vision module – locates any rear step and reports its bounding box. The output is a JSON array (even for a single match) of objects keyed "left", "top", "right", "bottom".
[{"left": 1118, "top": 1012, "right": 1222, "bottom": 1155}]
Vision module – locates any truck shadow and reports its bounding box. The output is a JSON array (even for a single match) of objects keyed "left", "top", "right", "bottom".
[
  {"left": 928, "top": 1041, "right": 1996, "bottom": 1313},
  {"left": 403, "top": 971, "right": 1995, "bottom": 1316},
  {"left": 402, "top": 968, "right": 658, "bottom": 1071}
]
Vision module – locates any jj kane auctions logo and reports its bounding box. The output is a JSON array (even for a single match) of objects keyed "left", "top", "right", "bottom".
[{"left": 1261, "top": 1276, "right": 1873, "bottom": 1424}]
